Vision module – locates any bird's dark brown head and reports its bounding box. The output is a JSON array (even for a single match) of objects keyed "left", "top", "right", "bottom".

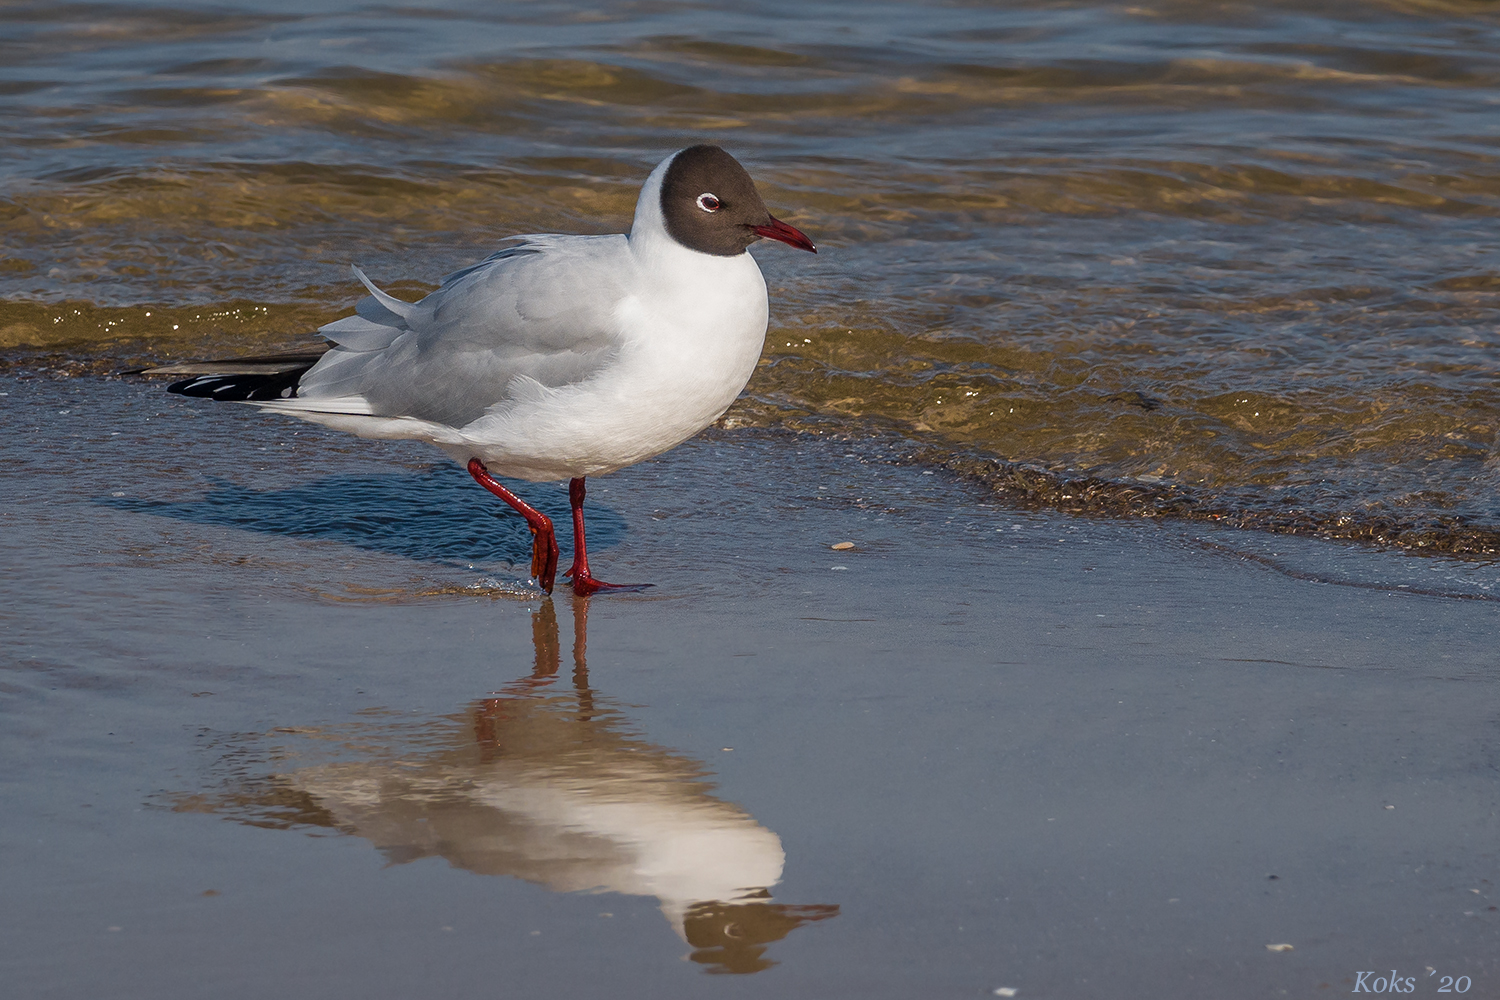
[{"left": 660, "top": 145, "right": 816, "bottom": 257}]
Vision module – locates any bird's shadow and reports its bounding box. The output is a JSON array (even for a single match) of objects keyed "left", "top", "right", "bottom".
[{"left": 95, "top": 466, "right": 624, "bottom": 568}]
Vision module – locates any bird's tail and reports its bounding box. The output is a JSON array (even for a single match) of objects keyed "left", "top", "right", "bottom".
[{"left": 132, "top": 349, "right": 329, "bottom": 401}]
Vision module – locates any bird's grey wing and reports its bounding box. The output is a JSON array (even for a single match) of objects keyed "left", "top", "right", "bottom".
[{"left": 298, "top": 236, "right": 632, "bottom": 427}]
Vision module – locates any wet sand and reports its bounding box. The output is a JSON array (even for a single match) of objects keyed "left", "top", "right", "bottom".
[{"left": 3, "top": 373, "right": 1499, "bottom": 998}]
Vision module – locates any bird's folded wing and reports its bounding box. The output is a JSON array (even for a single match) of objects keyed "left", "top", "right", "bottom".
[{"left": 294, "top": 235, "right": 633, "bottom": 428}]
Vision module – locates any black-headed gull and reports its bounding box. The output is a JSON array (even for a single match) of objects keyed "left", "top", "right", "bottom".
[{"left": 162, "top": 146, "right": 816, "bottom": 594}]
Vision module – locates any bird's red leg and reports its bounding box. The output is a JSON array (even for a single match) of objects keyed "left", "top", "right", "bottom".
[
  {"left": 467, "top": 459, "right": 559, "bottom": 594},
  {"left": 563, "top": 476, "right": 649, "bottom": 596}
]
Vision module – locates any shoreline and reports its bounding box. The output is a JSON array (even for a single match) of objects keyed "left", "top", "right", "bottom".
[{"left": 8, "top": 353, "right": 1500, "bottom": 570}]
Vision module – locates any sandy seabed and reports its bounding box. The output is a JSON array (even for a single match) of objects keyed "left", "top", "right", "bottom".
[{"left": 3, "top": 374, "right": 1498, "bottom": 998}]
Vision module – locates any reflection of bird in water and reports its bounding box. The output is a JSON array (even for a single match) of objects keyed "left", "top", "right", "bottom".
[{"left": 196, "top": 597, "right": 836, "bottom": 974}]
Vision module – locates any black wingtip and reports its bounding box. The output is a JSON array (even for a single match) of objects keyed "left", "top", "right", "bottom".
[{"left": 167, "top": 369, "right": 310, "bottom": 401}]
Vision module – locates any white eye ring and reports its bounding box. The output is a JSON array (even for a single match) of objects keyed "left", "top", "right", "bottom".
[{"left": 696, "top": 193, "right": 721, "bottom": 213}]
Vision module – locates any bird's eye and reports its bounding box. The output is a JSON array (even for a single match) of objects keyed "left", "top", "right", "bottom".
[{"left": 696, "top": 193, "right": 721, "bottom": 213}]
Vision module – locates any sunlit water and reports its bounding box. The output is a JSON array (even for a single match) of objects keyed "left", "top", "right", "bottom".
[{"left": 4, "top": 0, "right": 1500, "bottom": 552}]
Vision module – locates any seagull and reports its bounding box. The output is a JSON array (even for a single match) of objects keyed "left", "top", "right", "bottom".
[{"left": 159, "top": 145, "right": 816, "bottom": 595}]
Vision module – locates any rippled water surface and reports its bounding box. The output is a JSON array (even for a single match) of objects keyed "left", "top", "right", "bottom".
[{"left": 4, "top": 0, "right": 1500, "bottom": 550}]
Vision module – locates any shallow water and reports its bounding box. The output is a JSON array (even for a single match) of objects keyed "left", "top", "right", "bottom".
[{"left": 4, "top": 0, "right": 1500, "bottom": 550}]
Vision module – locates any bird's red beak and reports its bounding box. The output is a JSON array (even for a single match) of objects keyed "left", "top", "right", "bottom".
[{"left": 752, "top": 215, "right": 817, "bottom": 253}]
